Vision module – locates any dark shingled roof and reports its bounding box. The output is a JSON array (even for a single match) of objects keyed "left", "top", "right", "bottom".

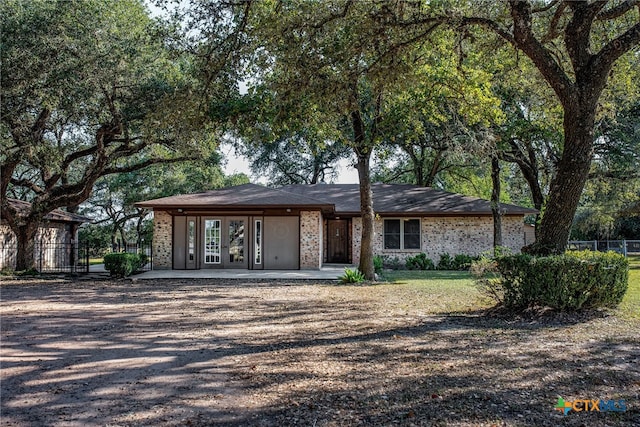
[
  {"left": 280, "top": 184, "right": 538, "bottom": 216},
  {"left": 3, "top": 198, "right": 90, "bottom": 223},
  {"left": 134, "top": 183, "right": 333, "bottom": 210},
  {"left": 136, "top": 183, "right": 538, "bottom": 216}
]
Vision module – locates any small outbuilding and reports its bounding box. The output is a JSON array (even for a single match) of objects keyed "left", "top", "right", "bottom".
[{"left": 0, "top": 198, "right": 90, "bottom": 271}]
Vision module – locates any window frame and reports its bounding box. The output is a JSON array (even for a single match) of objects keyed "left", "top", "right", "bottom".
[{"left": 382, "top": 218, "right": 422, "bottom": 251}]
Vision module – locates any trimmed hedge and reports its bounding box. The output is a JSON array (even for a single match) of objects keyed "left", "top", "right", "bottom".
[
  {"left": 104, "top": 252, "right": 148, "bottom": 278},
  {"left": 490, "top": 251, "right": 629, "bottom": 310}
]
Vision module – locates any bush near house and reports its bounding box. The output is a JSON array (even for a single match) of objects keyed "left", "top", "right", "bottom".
[
  {"left": 405, "top": 253, "right": 435, "bottom": 270},
  {"left": 472, "top": 250, "right": 629, "bottom": 310},
  {"left": 104, "top": 253, "right": 148, "bottom": 278},
  {"left": 373, "top": 255, "right": 384, "bottom": 274},
  {"left": 437, "top": 253, "right": 478, "bottom": 271}
]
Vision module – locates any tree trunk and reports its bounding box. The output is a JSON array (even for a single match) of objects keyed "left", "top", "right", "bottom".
[
  {"left": 527, "top": 103, "right": 596, "bottom": 255},
  {"left": 15, "top": 222, "right": 40, "bottom": 271},
  {"left": 356, "top": 152, "right": 375, "bottom": 280},
  {"left": 351, "top": 110, "right": 375, "bottom": 280},
  {"left": 490, "top": 155, "right": 502, "bottom": 252}
]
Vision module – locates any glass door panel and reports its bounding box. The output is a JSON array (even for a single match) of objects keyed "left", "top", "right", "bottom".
[
  {"left": 204, "top": 219, "right": 221, "bottom": 264},
  {"left": 226, "top": 219, "right": 245, "bottom": 266}
]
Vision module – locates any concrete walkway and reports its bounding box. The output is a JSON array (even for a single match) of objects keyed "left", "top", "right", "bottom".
[{"left": 133, "top": 266, "right": 352, "bottom": 280}]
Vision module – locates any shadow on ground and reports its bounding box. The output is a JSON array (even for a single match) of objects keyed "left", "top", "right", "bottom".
[{"left": 1, "top": 279, "right": 638, "bottom": 426}]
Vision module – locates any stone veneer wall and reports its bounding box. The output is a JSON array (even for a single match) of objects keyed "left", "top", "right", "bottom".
[
  {"left": 351, "top": 217, "right": 363, "bottom": 266},
  {"left": 1, "top": 222, "right": 70, "bottom": 269},
  {"left": 350, "top": 215, "right": 525, "bottom": 265},
  {"left": 153, "top": 210, "right": 172, "bottom": 269},
  {"left": 300, "top": 210, "right": 322, "bottom": 269}
]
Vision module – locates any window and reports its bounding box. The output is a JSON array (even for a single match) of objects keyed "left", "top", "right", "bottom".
[
  {"left": 188, "top": 220, "right": 195, "bottom": 261},
  {"left": 383, "top": 219, "right": 421, "bottom": 250},
  {"left": 254, "top": 219, "right": 262, "bottom": 264}
]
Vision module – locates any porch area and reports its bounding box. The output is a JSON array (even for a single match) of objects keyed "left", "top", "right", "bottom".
[{"left": 133, "top": 265, "right": 351, "bottom": 280}]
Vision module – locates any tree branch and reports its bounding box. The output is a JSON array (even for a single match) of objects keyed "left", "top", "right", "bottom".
[
  {"left": 592, "top": 22, "right": 640, "bottom": 79},
  {"left": 598, "top": 0, "right": 640, "bottom": 20},
  {"left": 564, "top": 1, "right": 608, "bottom": 75},
  {"left": 459, "top": 17, "right": 514, "bottom": 44},
  {"left": 508, "top": 0, "right": 574, "bottom": 106}
]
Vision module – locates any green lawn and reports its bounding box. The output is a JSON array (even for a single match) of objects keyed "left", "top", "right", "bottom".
[
  {"left": 380, "top": 270, "right": 488, "bottom": 313},
  {"left": 383, "top": 255, "right": 640, "bottom": 321},
  {"left": 620, "top": 254, "right": 640, "bottom": 320},
  {"left": 89, "top": 257, "right": 104, "bottom": 265}
]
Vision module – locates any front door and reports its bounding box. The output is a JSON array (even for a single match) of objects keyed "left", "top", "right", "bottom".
[{"left": 327, "top": 219, "right": 350, "bottom": 263}]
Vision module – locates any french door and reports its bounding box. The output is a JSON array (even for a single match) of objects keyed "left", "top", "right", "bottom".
[{"left": 203, "top": 217, "right": 248, "bottom": 268}]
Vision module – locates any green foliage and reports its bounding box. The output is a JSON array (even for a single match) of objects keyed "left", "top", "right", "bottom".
[
  {"left": 339, "top": 268, "right": 365, "bottom": 284},
  {"left": 373, "top": 255, "right": 384, "bottom": 275},
  {"left": 437, "top": 253, "right": 454, "bottom": 270},
  {"left": 453, "top": 254, "right": 477, "bottom": 271},
  {"left": 470, "top": 256, "right": 503, "bottom": 304},
  {"left": 405, "top": 253, "right": 435, "bottom": 271},
  {"left": 381, "top": 255, "right": 404, "bottom": 270},
  {"left": 437, "top": 253, "right": 478, "bottom": 271},
  {"left": 78, "top": 224, "right": 112, "bottom": 257},
  {"left": 104, "top": 252, "right": 147, "bottom": 278},
  {"left": 1, "top": 266, "right": 16, "bottom": 276},
  {"left": 483, "top": 251, "right": 629, "bottom": 311}
]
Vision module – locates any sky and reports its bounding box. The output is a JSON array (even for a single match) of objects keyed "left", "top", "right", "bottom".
[{"left": 219, "top": 143, "right": 360, "bottom": 185}]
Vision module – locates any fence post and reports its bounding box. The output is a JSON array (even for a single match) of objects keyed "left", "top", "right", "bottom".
[
  {"left": 623, "top": 239, "right": 627, "bottom": 257},
  {"left": 70, "top": 239, "right": 76, "bottom": 274}
]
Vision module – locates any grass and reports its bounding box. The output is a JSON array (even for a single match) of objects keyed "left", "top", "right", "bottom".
[
  {"left": 619, "top": 254, "right": 640, "bottom": 320},
  {"left": 382, "top": 255, "right": 640, "bottom": 321},
  {"left": 378, "top": 269, "right": 487, "bottom": 314},
  {"left": 89, "top": 257, "right": 104, "bottom": 265}
]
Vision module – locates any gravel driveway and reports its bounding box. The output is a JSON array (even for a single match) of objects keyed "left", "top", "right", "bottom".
[{"left": 1, "top": 278, "right": 638, "bottom": 426}]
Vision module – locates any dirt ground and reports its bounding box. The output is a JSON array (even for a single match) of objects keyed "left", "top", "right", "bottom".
[{"left": 1, "top": 278, "right": 638, "bottom": 427}]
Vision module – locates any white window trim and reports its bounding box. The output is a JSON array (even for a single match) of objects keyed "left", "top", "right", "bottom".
[{"left": 383, "top": 218, "right": 422, "bottom": 251}]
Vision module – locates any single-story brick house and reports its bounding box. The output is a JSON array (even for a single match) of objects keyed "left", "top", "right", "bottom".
[
  {"left": 135, "top": 183, "right": 537, "bottom": 270},
  {"left": 0, "top": 198, "right": 90, "bottom": 271}
]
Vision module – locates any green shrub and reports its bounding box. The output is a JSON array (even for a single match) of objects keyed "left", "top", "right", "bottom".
[
  {"left": 104, "top": 252, "right": 146, "bottom": 278},
  {"left": 405, "top": 253, "right": 435, "bottom": 270},
  {"left": 437, "top": 253, "right": 477, "bottom": 270},
  {"left": 453, "top": 254, "right": 476, "bottom": 270},
  {"left": 339, "top": 268, "right": 365, "bottom": 283},
  {"left": 437, "top": 253, "right": 454, "bottom": 270},
  {"left": 470, "top": 256, "right": 502, "bottom": 303},
  {"left": 490, "top": 251, "right": 629, "bottom": 310},
  {"left": 382, "top": 255, "right": 404, "bottom": 270},
  {"left": 373, "top": 255, "right": 384, "bottom": 274}
]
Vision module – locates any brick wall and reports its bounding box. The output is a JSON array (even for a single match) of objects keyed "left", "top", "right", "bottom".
[
  {"left": 152, "top": 210, "right": 172, "bottom": 269},
  {"left": 300, "top": 211, "right": 322, "bottom": 269},
  {"left": 351, "top": 215, "right": 526, "bottom": 264}
]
